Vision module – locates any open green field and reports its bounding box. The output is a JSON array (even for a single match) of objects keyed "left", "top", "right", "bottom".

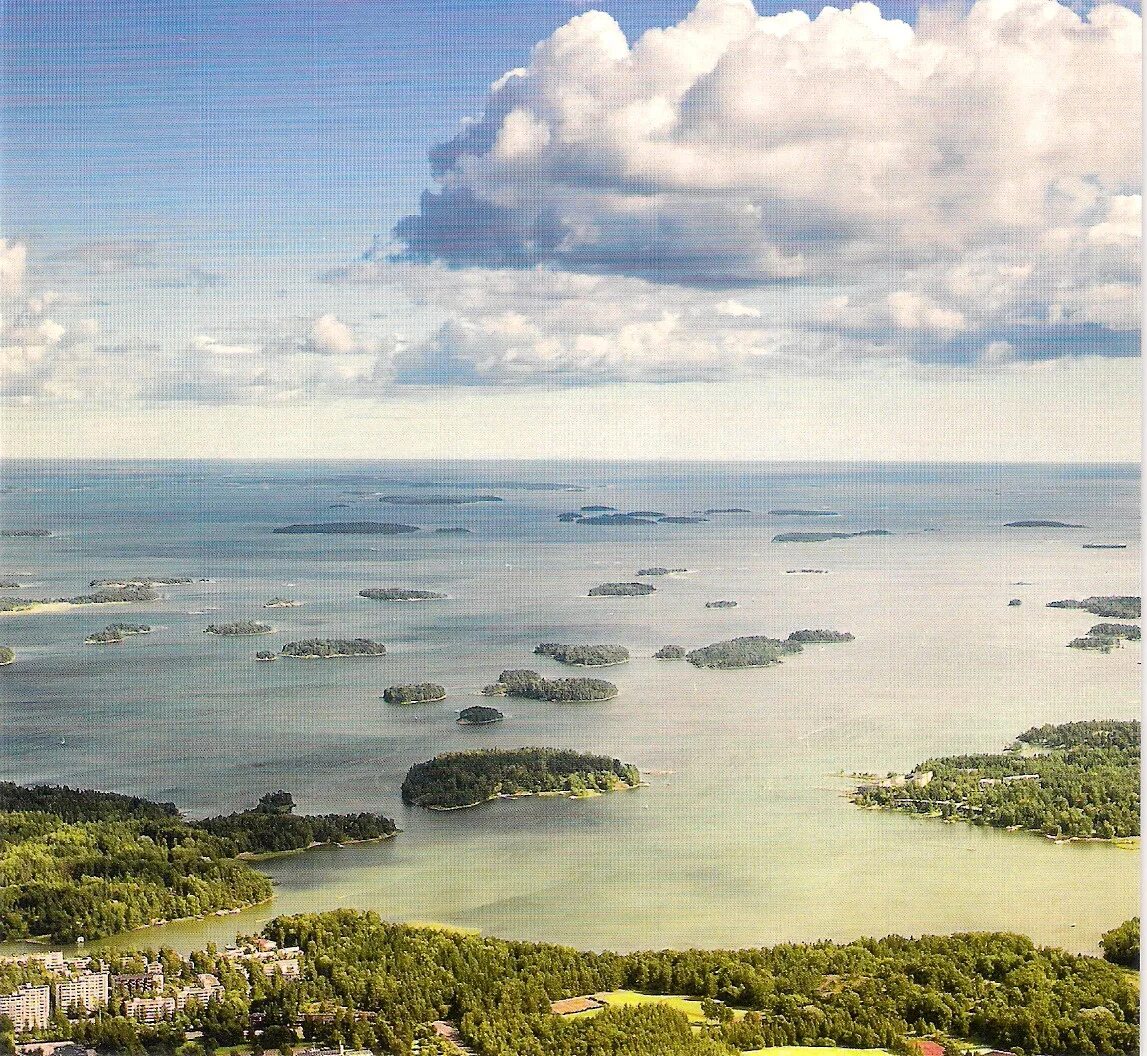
[{"left": 588, "top": 990, "right": 716, "bottom": 1022}]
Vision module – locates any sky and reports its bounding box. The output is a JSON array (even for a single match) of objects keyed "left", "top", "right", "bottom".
[{"left": 0, "top": 0, "right": 1141, "bottom": 460}]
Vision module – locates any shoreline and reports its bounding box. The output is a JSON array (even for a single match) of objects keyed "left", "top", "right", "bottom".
[
  {"left": 421, "top": 780, "right": 643, "bottom": 812},
  {"left": 237, "top": 832, "right": 399, "bottom": 861},
  {"left": 0, "top": 599, "right": 138, "bottom": 617}
]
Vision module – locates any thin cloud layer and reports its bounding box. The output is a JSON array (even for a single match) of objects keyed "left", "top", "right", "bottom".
[{"left": 394, "top": 0, "right": 1141, "bottom": 365}]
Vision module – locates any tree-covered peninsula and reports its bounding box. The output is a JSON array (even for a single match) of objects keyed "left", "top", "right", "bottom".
[
  {"left": 535, "top": 643, "right": 630, "bottom": 666},
  {"left": 401, "top": 748, "right": 641, "bottom": 809},
  {"left": 588, "top": 582, "right": 655, "bottom": 597},
  {"left": 1101, "top": 917, "right": 1139, "bottom": 968},
  {"left": 0, "top": 784, "right": 396, "bottom": 943},
  {"left": 360, "top": 587, "right": 447, "bottom": 601},
  {"left": 281, "top": 638, "right": 387, "bottom": 658},
  {"left": 852, "top": 720, "right": 1140, "bottom": 840},
  {"left": 482, "top": 669, "right": 618, "bottom": 701},
  {"left": 383, "top": 683, "right": 446, "bottom": 704}
]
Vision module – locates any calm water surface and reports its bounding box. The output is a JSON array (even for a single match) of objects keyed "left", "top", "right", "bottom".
[{"left": 0, "top": 461, "right": 1139, "bottom": 955}]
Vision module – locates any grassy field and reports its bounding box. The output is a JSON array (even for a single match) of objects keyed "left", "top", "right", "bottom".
[{"left": 589, "top": 989, "right": 716, "bottom": 1022}]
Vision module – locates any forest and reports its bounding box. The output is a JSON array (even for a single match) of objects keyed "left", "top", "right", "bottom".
[
  {"left": 280, "top": 639, "right": 387, "bottom": 658},
  {"left": 401, "top": 748, "right": 641, "bottom": 809},
  {"left": 382, "top": 683, "right": 446, "bottom": 704},
  {"left": 481, "top": 669, "right": 619, "bottom": 701},
  {"left": 686, "top": 636, "right": 801, "bottom": 668},
  {"left": 1047, "top": 597, "right": 1141, "bottom": 619},
  {"left": 534, "top": 644, "right": 630, "bottom": 666},
  {"left": 853, "top": 720, "right": 1140, "bottom": 839}
]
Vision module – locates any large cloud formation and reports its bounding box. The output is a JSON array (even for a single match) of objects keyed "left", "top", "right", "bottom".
[{"left": 394, "top": 0, "right": 1141, "bottom": 362}]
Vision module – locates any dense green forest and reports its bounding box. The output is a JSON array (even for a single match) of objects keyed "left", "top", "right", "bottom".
[
  {"left": 0, "top": 786, "right": 395, "bottom": 942},
  {"left": 686, "top": 636, "right": 801, "bottom": 668},
  {"left": 281, "top": 639, "right": 387, "bottom": 658},
  {"left": 204, "top": 621, "right": 272, "bottom": 636},
  {"left": 401, "top": 749, "right": 641, "bottom": 809},
  {"left": 654, "top": 645, "right": 686, "bottom": 659},
  {"left": 786, "top": 629, "right": 855, "bottom": 643},
  {"left": 382, "top": 683, "right": 446, "bottom": 704},
  {"left": 1100, "top": 918, "right": 1139, "bottom": 968},
  {"left": 482, "top": 669, "right": 619, "bottom": 701},
  {"left": 457, "top": 705, "right": 504, "bottom": 725},
  {"left": 853, "top": 720, "right": 1140, "bottom": 839},
  {"left": 534, "top": 643, "right": 630, "bottom": 666}
]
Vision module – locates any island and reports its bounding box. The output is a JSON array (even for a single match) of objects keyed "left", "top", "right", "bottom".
[
  {"left": 774, "top": 530, "right": 891, "bottom": 543},
  {"left": 1005, "top": 520, "right": 1085, "bottom": 528},
  {"left": 628, "top": 510, "right": 667, "bottom": 518},
  {"left": 329, "top": 503, "right": 350, "bottom": 508},
  {"left": 0, "top": 783, "right": 397, "bottom": 943},
  {"left": 401, "top": 748, "right": 640, "bottom": 809},
  {"left": 204, "top": 620, "right": 273, "bottom": 636},
  {"left": 379, "top": 494, "right": 502, "bottom": 505},
  {"left": 658, "top": 516, "right": 707, "bottom": 524},
  {"left": 578, "top": 513, "right": 656, "bottom": 525},
  {"left": 785, "top": 629, "right": 854, "bottom": 643},
  {"left": 1068, "top": 636, "right": 1117, "bottom": 652},
  {"left": 1067, "top": 623, "right": 1141, "bottom": 652},
  {"left": 0, "top": 580, "right": 20, "bottom": 589},
  {"left": 273, "top": 522, "right": 419, "bottom": 534},
  {"left": 786, "top": 568, "right": 828, "bottom": 574},
  {"left": 457, "top": 705, "right": 504, "bottom": 725},
  {"left": 588, "top": 582, "right": 655, "bottom": 597},
  {"left": 254, "top": 650, "right": 278, "bottom": 662},
  {"left": 482, "top": 669, "right": 618, "bottom": 702},
  {"left": 653, "top": 645, "right": 686, "bottom": 659},
  {"left": 557, "top": 512, "right": 583, "bottom": 522},
  {"left": 84, "top": 623, "right": 151, "bottom": 645},
  {"left": 770, "top": 509, "right": 839, "bottom": 516},
  {"left": 705, "top": 600, "right": 738, "bottom": 609},
  {"left": 636, "top": 567, "right": 687, "bottom": 576},
  {"left": 0, "top": 645, "right": 12, "bottom": 666},
  {"left": 1008, "top": 598, "right": 1022, "bottom": 606},
  {"left": 0, "top": 583, "right": 160, "bottom": 613},
  {"left": 1083, "top": 543, "right": 1128, "bottom": 549},
  {"left": 580, "top": 505, "right": 617, "bottom": 512},
  {"left": 851, "top": 719, "right": 1139, "bottom": 841},
  {"left": 281, "top": 638, "right": 387, "bottom": 658},
  {"left": 705, "top": 508, "right": 751, "bottom": 514},
  {"left": 686, "top": 635, "right": 802, "bottom": 668},
  {"left": 359, "top": 587, "right": 447, "bottom": 601},
  {"left": 263, "top": 596, "right": 302, "bottom": 608},
  {"left": 90, "top": 576, "right": 193, "bottom": 587},
  {"left": 534, "top": 643, "right": 630, "bottom": 666},
  {"left": 383, "top": 683, "right": 447, "bottom": 704},
  {"left": 435, "top": 527, "right": 472, "bottom": 535},
  {"left": 0, "top": 528, "right": 51, "bottom": 537},
  {"left": 1047, "top": 596, "right": 1141, "bottom": 618}
]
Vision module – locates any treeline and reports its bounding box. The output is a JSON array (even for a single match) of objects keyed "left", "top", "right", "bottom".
[
  {"left": 855, "top": 720, "right": 1140, "bottom": 839},
  {"left": 401, "top": 749, "right": 640, "bottom": 809}
]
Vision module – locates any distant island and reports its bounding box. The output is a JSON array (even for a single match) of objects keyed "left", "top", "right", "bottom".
[
  {"left": 1047, "top": 596, "right": 1141, "bottom": 619},
  {"left": 457, "top": 705, "right": 504, "bottom": 725},
  {"left": 1068, "top": 623, "right": 1141, "bottom": 652},
  {"left": 263, "top": 596, "right": 301, "bottom": 608},
  {"left": 482, "top": 669, "right": 618, "bottom": 701},
  {"left": 786, "top": 568, "right": 828, "bottom": 574},
  {"left": 0, "top": 528, "right": 51, "bottom": 537},
  {"left": 557, "top": 512, "right": 583, "bottom": 522},
  {"left": 205, "top": 620, "right": 273, "bottom": 636},
  {"left": 774, "top": 530, "right": 891, "bottom": 543},
  {"left": 770, "top": 509, "right": 839, "bottom": 517},
  {"left": 91, "top": 576, "right": 193, "bottom": 587},
  {"left": 636, "top": 567, "right": 687, "bottom": 576},
  {"left": 0, "top": 646, "right": 13, "bottom": 666},
  {"left": 84, "top": 623, "right": 152, "bottom": 644},
  {"left": 852, "top": 719, "right": 1140, "bottom": 841},
  {"left": 0, "top": 583, "right": 160, "bottom": 613},
  {"left": 377, "top": 478, "right": 584, "bottom": 492},
  {"left": 0, "top": 580, "right": 20, "bottom": 589},
  {"left": 1005, "top": 520, "right": 1084, "bottom": 528},
  {"left": 435, "top": 527, "right": 472, "bottom": 535},
  {"left": 705, "top": 600, "right": 737, "bottom": 609},
  {"left": 383, "top": 683, "right": 447, "bottom": 704},
  {"left": 359, "top": 587, "right": 447, "bottom": 601},
  {"left": 578, "top": 513, "right": 656, "bottom": 525},
  {"left": 786, "top": 629, "right": 855, "bottom": 644},
  {"left": 1009, "top": 598, "right": 1022, "bottom": 606},
  {"left": 401, "top": 748, "right": 640, "bottom": 810},
  {"left": 329, "top": 503, "right": 350, "bottom": 508},
  {"left": 255, "top": 650, "right": 277, "bottom": 662},
  {"left": 581, "top": 505, "right": 617, "bottom": 512},
  {"left": 653, "top": 645, "right": 686, "bottom": 659},
  {"left": 686, "top": 635, "right": 801, "bottom": 668},
  {"left": 628, "top": 510, "right": 667, "bottom": 518},
  {"left": 1083, "top": 543, "right": 1128, "bottom": 550},
  {"left": 273, "top": 522, "right": 419, "bottom": 534},
  {"left": 534, "top": 643, "right": 630, "bottom": 666},
  {"left": 588, "top": 582, "right": 655, "bottom": 597},
  {"left": 380, "top": 494, "right": 502, "bottom": 505},
  {"left": 704, "top": 508, "right": 751, "bottom": 514},
  {"left": 281, "top": 638, "right": 387, "bottom": 658},
  {"left": 659, "top": 516, "right": 707, "bottom": 524}
]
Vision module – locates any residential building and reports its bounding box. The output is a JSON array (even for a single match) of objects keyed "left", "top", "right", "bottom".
[
  {"left": 124, "top": 996, "right": 177, "bottom": 1024},
  {"left": 0, "top": 985, "right": 51, "bottom": 1034},
  {"left": 54, "top": 972, "right": 109, "bottom": 1014}
]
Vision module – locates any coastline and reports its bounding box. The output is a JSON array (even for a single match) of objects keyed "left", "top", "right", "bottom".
[{"left": 236, "top": 832, "right": 399, "bottom": 861}]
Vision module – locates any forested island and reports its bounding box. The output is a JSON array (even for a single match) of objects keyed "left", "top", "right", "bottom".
[
  {"left": 482, "top": 669, "right": 619, "bottom": 701},
  {"left": 273, "top": 522, "right": 419, "bottom": 534},
  {"left": 786, "top": 629, "right": 855, "bottom": 643},
  {"left": 383, "top": 683, "right": 447, "bottom": 704},
  {"left": 578, "top": 513, "right": 656, "bottom": 525},
  {"left": 1068, "top": 623, "right": 1140, "bottom": 652},
  {"left": 0, "top": 784, "right": 396, "bottom": 943},
  {"left": 90, "top": 576, "right": 193, "bottom": 588},
  {"left": 653, "top": 645, "right": 686, "bottom": 659},
  {"left": 534, "top": 643, "right": 630, "bottom": 666},
  {"left": 379, "top": 494, "right": 502, "bottom": 505},
  {"left": 281, "top": 639, "right": 387, "bottom": 658},
  {"left": 255, "top": 650, "right": 277, "bottom": 661},
  {"left": 1005, "top": 520, "right": 1084, "bottom": 528},
  {"left": 704, "top": 508, "right": 751, "bottom": 514},
  {"left": 84, "top": 623, "right": 151, "bottom": 644},
  {"left": 204, "top": 620, "right": 273, "bottom": 636},
  {"left": 0, "top": 583, "right": 159, "bottom": 612},
  {"left": 263, "top": 596, "right": 301, "bottom": 608},
  {"left": 457, "top": 705, "right": 504, "bottom": 725},
  {"left": 628, "top": 510, "right": 667, "bottom": 518},
  {"left": 685, "top": 636, "right": 801, "bottom": 668},
  {"left": 774, "top": 530, "right": 891, "bottom": 543},
  {"left": 435, "top": 526, "right": 472, "bottom": 534},
  {"left": 360, "top": 587, "right": 447, "bottom": 601},
  {"left": 852, "top": 720, "right": 1140, "bottom": 840},
  {"left": 659, "top": 516, "right": 707, "bottom": 524},
  {"left": 705, "top": 600, "right": 737, "bottom": 608},
  {"left": 588, "top": 582, "right": 655, "bottom": 597},
  {"left": 401, "top": 748, "right": 641, "bottom": 809},
  {"left": 1083, "top": 543, "right": 1128, "bottom": 549},
  {"left": 770, "top": 509, "right": 839, "bottom": 516},
  {"left": 637, "top": 567, "right": 687, "bottom": 576},
  {"left": 0, "top": 645, "right": 13, "bottom": 666},
  {"left": 1048, "top": 596, "right": 1141, "bottom": 618}
]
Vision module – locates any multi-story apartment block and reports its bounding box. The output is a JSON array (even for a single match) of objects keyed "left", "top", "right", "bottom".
[{"left": 0, "top": 985, "right": 51, "bottom": 1033}]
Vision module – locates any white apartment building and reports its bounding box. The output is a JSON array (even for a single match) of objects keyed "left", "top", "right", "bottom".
[
  {"left": 0, "top": 985, "right": 51, "bottom": 1033},
  {"left": 53, "top": 972, "right": 109, "bottom": 1013}
]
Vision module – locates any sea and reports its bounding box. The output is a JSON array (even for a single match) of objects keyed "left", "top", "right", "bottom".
[{"left": 0, "top": 460, "right": 1139, "bottom": 957}]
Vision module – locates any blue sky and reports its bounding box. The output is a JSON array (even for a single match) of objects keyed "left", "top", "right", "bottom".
[{"left": 1, "top": 0, "right": 1141, "bottom": 459}]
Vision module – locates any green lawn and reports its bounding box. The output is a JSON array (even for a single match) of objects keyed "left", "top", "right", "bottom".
[{"left": 590, "top": 989, "right": 715, "bottom": 1022}]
